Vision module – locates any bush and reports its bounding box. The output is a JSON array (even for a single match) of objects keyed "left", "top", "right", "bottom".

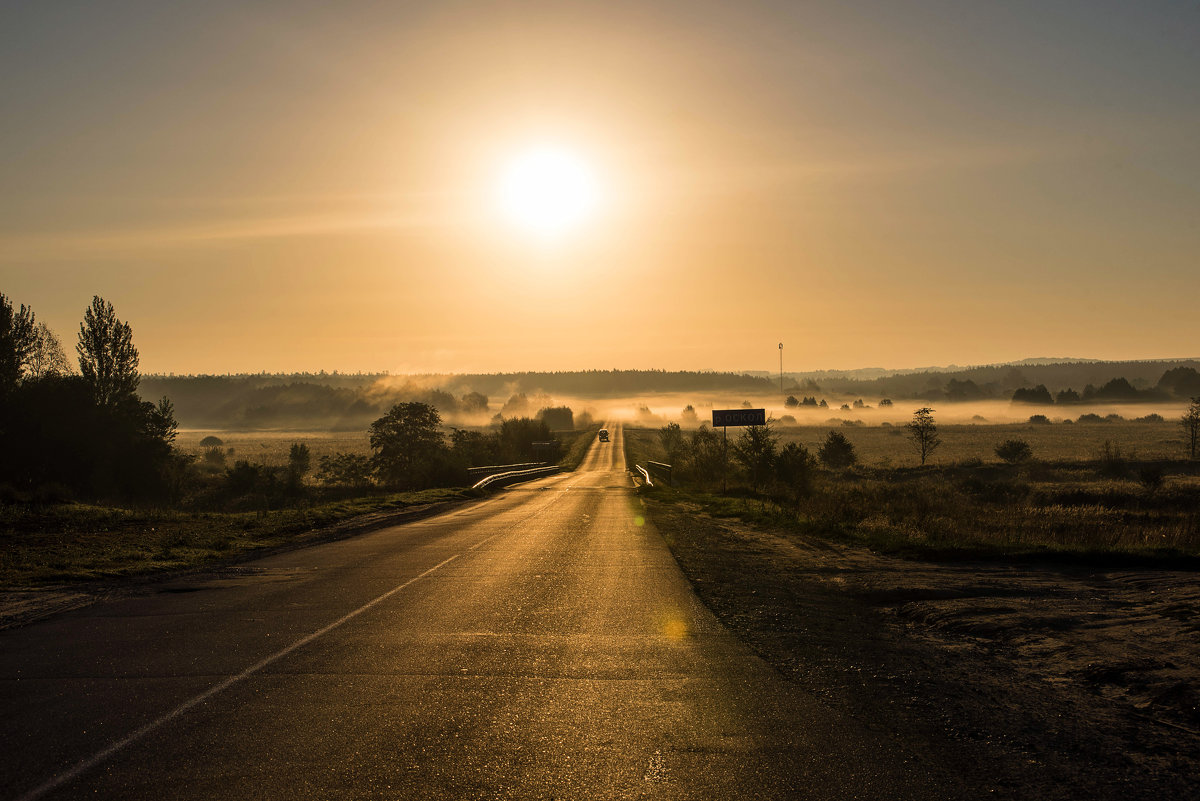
[
  {"left": 995, "top": 439, "right": 1033, "bottom": 464},
  {"left": 1097, "top": 440, "right": 1130, "bottom": 479},
  {"left": 537, "top": 406, "right": 574, "bottom": 430},
  {"left": 1028, "top": 414, "right": 1051, "bottom": 424},
  {"left": 316, "top": 452, "right": 374, "bottom": 488},
  {"left": 774, "top": 442, "right": 816, "bottom": 501},
  {"left": 818, "top": 430, "right": 857, "bottom": 469},
  {"left": 1138, "top": 465, "right": 1165, "bottom": 492},
  {"left": 202, "top": 446, "right": 227, "bottom": 469}
]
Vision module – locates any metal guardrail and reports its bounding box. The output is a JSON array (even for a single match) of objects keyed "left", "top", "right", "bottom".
[
  {"left": 467, "top": 462, "right": 546, "bottom": 479},
  {"left": 646, "top": 461, "right": 673, "bottom": 485},
  {"left": 472, "top": 465, "right": 561, "bottom": 491},
  {"left": 634, "top": 465, "right": 652, "bottom": 487}
]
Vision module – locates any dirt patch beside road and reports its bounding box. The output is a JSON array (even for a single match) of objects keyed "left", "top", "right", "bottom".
[{"left": 644, "top": 496, "right": 1200, "bottom": 800}]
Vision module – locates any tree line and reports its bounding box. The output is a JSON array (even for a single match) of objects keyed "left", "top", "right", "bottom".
[
  {"left": 1, "top": 293, "right": 571, "bottom": 508},
  {"left": 0, "top": 294, "right": 181, "bottom": 502}
]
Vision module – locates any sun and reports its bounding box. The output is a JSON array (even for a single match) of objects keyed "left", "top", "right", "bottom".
[{"left": 495, "top": 147, "right": 599, "bottom": 239}]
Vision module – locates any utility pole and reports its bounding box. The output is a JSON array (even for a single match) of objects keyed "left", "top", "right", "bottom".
[{"left": 778, "top": 342, "right": 784, "bottom": 396}]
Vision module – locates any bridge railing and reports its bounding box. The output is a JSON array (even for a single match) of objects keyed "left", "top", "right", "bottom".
[
  {"left": 646, "top": 461, "right": 673, "bottom": 486},
  {"left": 467, "top": 462, "right": 547, "bottom": 480},
  {"left": 472, "top": 465, "right": 561, "bottom": 491},
  {"left": 634, "top": 465, "right": 653, "bottom": 487}
]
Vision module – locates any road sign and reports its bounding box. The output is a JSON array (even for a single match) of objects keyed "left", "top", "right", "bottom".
[{"left": 712, "top": 408, "right": 766, "bottom": 427}]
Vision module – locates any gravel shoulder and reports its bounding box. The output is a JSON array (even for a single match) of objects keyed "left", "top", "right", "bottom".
[{"left": 643, "top": 495, "right": 1200, "bottom": 800}]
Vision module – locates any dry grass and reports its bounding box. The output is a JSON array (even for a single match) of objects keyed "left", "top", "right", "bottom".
[
  {"left": 176, "top": 429, "right": 371, "bottom": 467},
  {"left": 624, "top": 424, "right": 1200, "bottom": 561},
  {"left": 0, "top": 488, "right": 471, "bottom": 588}
]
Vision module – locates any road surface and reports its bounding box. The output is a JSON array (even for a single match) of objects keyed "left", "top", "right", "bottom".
[{"left": 1, "top": 425, "right": 968, "bottom": 800}]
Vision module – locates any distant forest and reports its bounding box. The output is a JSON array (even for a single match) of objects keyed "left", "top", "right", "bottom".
[
  {"left": 139, "top": 370, "right": 781, "bottom": 430},
  {"left": 786, "top": 359, "right": 1200, "bottom": 404},
  {"left": 140, "top": 360, "right": 1200, "bottom": 430}
]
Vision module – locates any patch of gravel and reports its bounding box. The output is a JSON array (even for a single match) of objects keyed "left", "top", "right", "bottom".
[{"left": 645, "top": 497, "right": 1200, "bottom": 801}]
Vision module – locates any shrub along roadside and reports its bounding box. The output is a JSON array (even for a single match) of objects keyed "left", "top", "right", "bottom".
[{"left": 0, "top": 488, "right": 473, "bottom": 588}]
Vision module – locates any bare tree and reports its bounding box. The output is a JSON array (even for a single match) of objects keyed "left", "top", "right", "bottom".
[
  {"left": 28, "top": 322, "right": 72, "bottom": 378},
  {"left": 1183, "top": 397, "right": 1200, "bottom": 460},
  {"left": 908, "top": 407, "right": 941, "bottom": 466},
  {"left": 76, "top": 296, "right": 139, "bottom": 406}
]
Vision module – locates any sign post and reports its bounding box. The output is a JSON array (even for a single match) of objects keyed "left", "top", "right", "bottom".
[{"left": 711, "top": 408, "right": 766, "bottom": 493}]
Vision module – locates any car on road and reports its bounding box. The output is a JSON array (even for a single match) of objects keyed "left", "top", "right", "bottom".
[{"left": 598, "top": 429, "right": 609, "bottom": 442}]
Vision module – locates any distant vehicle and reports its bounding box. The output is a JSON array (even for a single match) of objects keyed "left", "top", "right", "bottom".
[{"left": 598, "top": 429, "right": 610, "bottom": 442}]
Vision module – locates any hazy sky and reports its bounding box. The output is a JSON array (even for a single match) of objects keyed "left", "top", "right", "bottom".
[{"left": 3, "top": 1, "right": 1198, "bottom": 375}]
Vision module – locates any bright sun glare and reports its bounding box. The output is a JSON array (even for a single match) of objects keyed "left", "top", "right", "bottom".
[{"left": 496, "top": 147, "right": 599, "bottom": 239}]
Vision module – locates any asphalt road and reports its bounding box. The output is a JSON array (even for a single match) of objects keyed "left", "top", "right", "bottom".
[{"left": 1, "top": 425, "right": 969, "bottom": 800}]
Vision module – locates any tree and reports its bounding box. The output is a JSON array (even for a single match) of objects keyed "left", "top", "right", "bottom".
[
  {"left": 1011, "top": 385, "right": 1054, "bottom": 404},
  {"left": 498, "top": 417, "right": 553, "bottom": 462},
  {"left": 459, "top": 391, "right": 489, "bottom": 414},
  {"left": 774, "top": 442, "right": 816, "bottom": 502},
  {"left": 289, "top": 442, "right": 312, "bottom": 479},
  {"left": 658, "top": 421, "right": 685, "bottom": 465},
  {"left": 370, "top": 402, "right": 448, "bottom": 488},
  {"left": 28, "top": 322, "right": 71, "bottom": 379},
  {"left": 995, "top": 439, "right": 1033, "bottom": 464},
  {"left": 76, "top": 296, "right": 139, "bottom": 407},
  {"left": 537, "top": 406, "right": 574, "bottom": 430},
  {"left": 1183, "top": 397, "right": 1200, "bottom": 460},
  {"left": 1159, "top": 367, "right": 1200, "bottom": 399},
  {"left": 784, "top": 395, "right": 800, "bottom": 408},
  {"left": 0, "top": 293, "right": 36, "bottom": 388},
  {"left": 908, "top": 407, "right": 941, "bottom": 466},
  {"left": 818, "top": 430, "right": 857, "bottom": 469},
  {"left": 733, "top": 422, "right": 778, "bottom": 491},
  {"left": 687, "top": 425, "right": 726, "bottom": 484},
  {"left": 316, "top": 452, "right": 374, "bottom": 488}
]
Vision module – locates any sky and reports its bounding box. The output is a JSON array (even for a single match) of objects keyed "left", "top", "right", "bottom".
[{"left": 2, "top": 0, "right": 1198, "bottom": 375}]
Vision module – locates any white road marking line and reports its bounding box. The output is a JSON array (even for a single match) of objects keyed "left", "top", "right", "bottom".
[{"left": 15, "top": 554, "right": 461, "bottom": 801}]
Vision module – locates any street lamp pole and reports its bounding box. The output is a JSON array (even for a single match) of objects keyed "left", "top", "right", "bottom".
[{"left": 778, "top": 342, "right": 784, "bottom": 396}]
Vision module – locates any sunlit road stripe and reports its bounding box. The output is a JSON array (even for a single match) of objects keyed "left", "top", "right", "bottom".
[{"left": 14, "top": 554, "right": 462, "bottom": 801}]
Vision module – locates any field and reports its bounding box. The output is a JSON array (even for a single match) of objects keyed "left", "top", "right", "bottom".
[
  {"left": 769, "top": 419, "right": 1184, "bottom": 465},
  {"left": 624, "top": 420, "right": 1200, "bottom": 560},
  {"left": 176, "top": 429, "right": 371, "bottom": 467}
]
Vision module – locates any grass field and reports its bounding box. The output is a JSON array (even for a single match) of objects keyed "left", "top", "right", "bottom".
[
  {"left": 771, "top": 419, "right": 1186, "bottom": 465},
  {"left": 624, "top": 422, "right": 1200, "bottom": 562},
  {"left": 0, "top": 488, "right": 472, "bottom": 588},
  {"left": 176, "top": 429, "right": 371, "bottom": 467}
]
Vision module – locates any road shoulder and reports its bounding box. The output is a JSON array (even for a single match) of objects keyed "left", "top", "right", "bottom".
[{"left": 642, "top": 494, "right": 1200, "bottom": 801}]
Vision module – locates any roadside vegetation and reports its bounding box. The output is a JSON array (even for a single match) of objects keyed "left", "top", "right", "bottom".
[
  {"left": 0, "top": 488, "right": 471, "bottom": 587},
  {"left": 625, "top": 410, "right": 1200, "bottom": 564},
  {"left": 0, "top": 292, "right": 597, "bottom": 588}
]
